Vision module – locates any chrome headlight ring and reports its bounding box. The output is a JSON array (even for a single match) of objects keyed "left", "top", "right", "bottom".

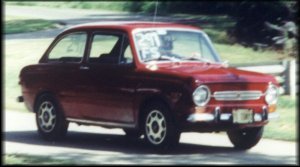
[
  {"left": 265, "top": 83, "right": 279, "bottom": 105},
  {"left": 193, "top": 85, "right": 211, "bottom": 106}
]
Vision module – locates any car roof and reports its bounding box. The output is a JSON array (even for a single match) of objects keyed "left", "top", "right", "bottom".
[{"left": 65, "top": 21, "right": 201, "bottom": 32}]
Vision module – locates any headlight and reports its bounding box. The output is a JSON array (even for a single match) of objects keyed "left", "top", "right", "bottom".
[
  {"left": 265, "top": 84, "right": 279, "bottom": 105},
  {"left": 193, "top": 85, "right": 211, "bottom": 106}
]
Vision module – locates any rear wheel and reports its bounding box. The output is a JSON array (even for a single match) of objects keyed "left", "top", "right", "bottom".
[
  {"left": 227, "top": 127, "right": 263, "bottom": 150},
  {"left": 35, "top": 95, "right": 69, "bottom": 141},
  {"left": 142, "top": 102, "right": 180, "bottom": 150}
]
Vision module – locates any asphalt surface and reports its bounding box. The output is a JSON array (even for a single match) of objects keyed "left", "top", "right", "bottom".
[
  {"left": 4, "top": 110, "right": 297, "bottom": 165},
  {"left": 4, "top": 5, "right": 206, "bottom": 40},
  {"left": 4, "top": 5, "right": 298, "bottom": 165}
]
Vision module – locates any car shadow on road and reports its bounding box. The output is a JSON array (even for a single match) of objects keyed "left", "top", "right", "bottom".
[
  {"left": 4, "top": 130, "right": 238, "bottom": 155},
  {"left": 4, "top": 130, "right": 296, "bottom": 164}
]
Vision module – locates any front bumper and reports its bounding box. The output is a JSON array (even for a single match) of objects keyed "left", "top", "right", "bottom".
[{"left": 186, "top": 105, "right": 279, "bottom": 123}]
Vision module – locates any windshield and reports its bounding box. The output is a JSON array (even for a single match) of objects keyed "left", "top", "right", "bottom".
[{"left": 133, "top": 28, "right": 221, "bottom": 63}]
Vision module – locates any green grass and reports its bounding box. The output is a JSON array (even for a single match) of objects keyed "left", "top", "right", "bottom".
[
  {"left": 5, "top": 38, "right": 53, "bottom": 111},
  {"left": 263, "top": 96, "right": 297, "bottom": 141},
  {"left": 6, "top": 1, "right": 126, "bottom": 12},
  {"left": 4, "top": 154, "right": 80, "bottom": 165},
  {"left": 170, "top": 14, "right": 235, "bottom": 44},
  {"left": 5, "top": 15, "right": 58, "bottom": 34},
  {"left": 214, "top": 43, "right": 288, "bottom": 64}
]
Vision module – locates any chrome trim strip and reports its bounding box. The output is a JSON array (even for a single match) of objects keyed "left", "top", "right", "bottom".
[
  {"left": 66, "top": 118, "right": 135, "bottom": 128},
  {"left": 212, "top": 90, "right": 263, "bottom": 101}
]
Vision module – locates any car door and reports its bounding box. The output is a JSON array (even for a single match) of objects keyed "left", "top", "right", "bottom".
[
  {"left": 78, "top": 31, "right": 136, "bottom": 125},
  {"left": 45, "top": 32, "right": 88, "bottom": 118}
]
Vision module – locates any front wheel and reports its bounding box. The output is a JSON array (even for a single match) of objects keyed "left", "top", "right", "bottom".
[
  {"left": 35, "top": 95, "right": 69, "bottom": 141},
  {"left": 227, "top": 127, "right": 264, "bottom": 150},
  {"left": 143, "top": 102, "right": 180, "bottom": 150}
]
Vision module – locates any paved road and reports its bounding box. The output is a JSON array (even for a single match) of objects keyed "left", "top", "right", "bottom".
[
  {"left": 5, "top": 5, "right": 121, "bottom": 20},
  {"left": 5, "top": 5, "right": 125, "bottom": 40},
  {"left": 4, "top": 111, "right": 297, "bottom": 165},
  {"left": 5, "top": 5, "right": 193, "bottom": 23},
  {"left": 4, "top": 5, "right": 201, "bottom": 40}
]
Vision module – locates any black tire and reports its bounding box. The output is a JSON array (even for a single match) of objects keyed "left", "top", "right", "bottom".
[
  {"left": 142, "top": 102, "right": 180, "bottom": 150},
  {"left": 35, "top": 94, "right": 69, "bottom": 141},
  {"left": 227, "top": 127, "right": 264, "bottom": 150},
  {"left": 123, "top": 129, "right": 142, "bottom": 138}
]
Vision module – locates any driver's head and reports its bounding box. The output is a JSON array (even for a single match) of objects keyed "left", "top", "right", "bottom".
[{"left": 159, "top": 35, "right": 173, "bottom": 51}]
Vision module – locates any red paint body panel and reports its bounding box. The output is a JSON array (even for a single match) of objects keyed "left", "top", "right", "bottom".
[{"left": 19, "top": 22, "right": 278, "bottom": 132}]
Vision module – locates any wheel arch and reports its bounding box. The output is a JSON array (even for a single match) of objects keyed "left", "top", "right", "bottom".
[{"left": 137, "top": 94, "right": 174, "bottom": 129}]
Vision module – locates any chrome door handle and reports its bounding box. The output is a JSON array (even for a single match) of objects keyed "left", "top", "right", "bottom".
[{"left": 79, "top": 66, "right": 89, "bottom": 70}]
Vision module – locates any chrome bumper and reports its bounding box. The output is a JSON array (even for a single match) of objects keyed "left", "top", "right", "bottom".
[{"left": 187, "top": 106, "right": 279, "bottom": 123}]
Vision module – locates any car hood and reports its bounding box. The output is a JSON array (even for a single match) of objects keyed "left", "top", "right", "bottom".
[{"left": 143, "top": 62, "right": 277, "bottom": 84}]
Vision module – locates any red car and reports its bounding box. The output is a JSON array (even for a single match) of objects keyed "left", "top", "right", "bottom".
[{"left": 18, "top": 21, "right": 279, "bottom": 150}]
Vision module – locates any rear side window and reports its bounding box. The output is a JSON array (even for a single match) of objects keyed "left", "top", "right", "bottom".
[
  {"left": 90, "top": 35, "right": 119, "bottom": 58},
  {"left": 48, "top": 32, "right": 87, "bottom": 63},
  {"left": 88, "top": 33, "right": 133, "bottom": 64},
  {"left": 89, "top": 34, "right": 121, "bottom": 64}
]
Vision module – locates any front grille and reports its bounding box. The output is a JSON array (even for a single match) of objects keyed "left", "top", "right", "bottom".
[{"left": 212, "top": 91, "right": 263, "bottom": 101}]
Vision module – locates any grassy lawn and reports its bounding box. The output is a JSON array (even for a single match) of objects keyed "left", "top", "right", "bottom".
[
  {"left": 6, "top": 1, "right": 126, "bottom": 11},
  {"left": 5, "top": 38, "right": 53, "bottom": 111},
  {"left": 263, "top": 96, "right": 297, "bottom": 141},
  {"left": 215, "top": 43, "right": 288, "bottom": 64},
  {"left": 5, "top": 15, "right": 58, "bottom": 34}
]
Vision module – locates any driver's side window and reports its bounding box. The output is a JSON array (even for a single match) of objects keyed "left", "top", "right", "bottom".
[{"left": 48, "top": 32, "right": 87, "bottom": 62}]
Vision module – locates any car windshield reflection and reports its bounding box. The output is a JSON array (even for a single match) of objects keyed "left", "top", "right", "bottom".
[{"left": 133, "top": 28, "right": 220, "bottom": 63}]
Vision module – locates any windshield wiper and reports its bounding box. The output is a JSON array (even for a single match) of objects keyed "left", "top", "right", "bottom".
[
  {"left": 181, "top": 56, "right": 212, "bottom": 63},
  {"left": 144, "top": 55, "right": 180, "bottom": 62}
]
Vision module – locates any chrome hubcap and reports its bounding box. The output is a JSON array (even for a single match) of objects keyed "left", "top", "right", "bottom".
[
  {"left": 38, "top": 101, "right": 56, "bottom": 132},
  {"left": 145, "top": 110, "right": 167, "bottom": 145}
]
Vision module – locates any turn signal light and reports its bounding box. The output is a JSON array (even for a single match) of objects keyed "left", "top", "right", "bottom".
[{"left": 268, "top": 104, "right": 277, "bottom": 113}]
